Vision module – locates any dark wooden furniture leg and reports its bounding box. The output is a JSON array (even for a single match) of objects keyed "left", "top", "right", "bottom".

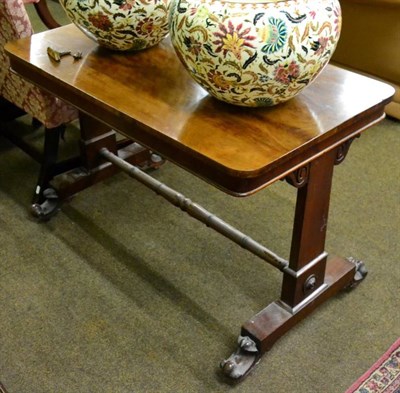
[
  {"left": 30, "top": 125, "right": 64, "bottom": 219},
  {"left": 0, "top": 382, "right": 9, "bottom": 393},
  {"left": 221, "top": 144, "right": 366, "bottom": 380},
  {"left": 50, "top": 113, "right": 164, "bottom": 201}
]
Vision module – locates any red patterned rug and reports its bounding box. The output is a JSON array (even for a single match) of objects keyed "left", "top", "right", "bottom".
[{"left": 346, "top": 338, "right": 400, "bottom": 393}]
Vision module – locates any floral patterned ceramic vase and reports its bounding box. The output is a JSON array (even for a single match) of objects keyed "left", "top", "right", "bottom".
[
  {"left": 60, "top": 0, "right": 170, "bottom": 51},
  {"left": 169, "top": 0, "right": 341, "bottom": 106}
]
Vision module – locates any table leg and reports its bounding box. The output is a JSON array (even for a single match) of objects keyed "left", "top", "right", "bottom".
[
  {"left": 221, "top": 145, "right": 366, "bottom": 380},
  {"left": 50, "top": 113, "right": 164, "bottom": 201}
]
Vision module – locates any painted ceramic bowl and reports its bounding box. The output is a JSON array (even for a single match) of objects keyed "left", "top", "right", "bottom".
[
  {"left": 60, "top": 0, "right": 170, "bottom": 51},
  {"left": 169, "top": 0, "right": 341, "bottom": 107}
]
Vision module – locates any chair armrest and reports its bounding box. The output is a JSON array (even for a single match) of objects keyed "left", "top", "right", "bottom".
[{"left": 33, "top": 0, "right": 60, "bottom": 29}]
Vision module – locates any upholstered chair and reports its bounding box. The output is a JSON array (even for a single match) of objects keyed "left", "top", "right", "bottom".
[
  {"left": 332, "top": 0, "right": 400, "bottom": 119},
  {"left": 0, "top": 0, "right": 78, "bottom": 218}
]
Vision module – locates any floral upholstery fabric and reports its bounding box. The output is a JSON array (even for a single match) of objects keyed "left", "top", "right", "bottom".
[{"left": 0, "top": 0, "right": 78, "bottom": 128}]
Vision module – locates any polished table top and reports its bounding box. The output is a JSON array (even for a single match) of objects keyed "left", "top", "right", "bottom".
[{"left": 5, "top": 24, "right": 394, "bottom": 195}]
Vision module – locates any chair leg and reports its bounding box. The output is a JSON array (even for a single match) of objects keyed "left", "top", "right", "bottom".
[
  {"left": 32, "top": 118, "right": 42, "bottom": 129},
  {"left": 30, "top": 125, "right": 64, "bottom": 220},
  {"left": 0, "top": 381, "right": 9, "bottom": 393},
  {"left": 0, "top": 97, "right": 25, "bottom": 121}
]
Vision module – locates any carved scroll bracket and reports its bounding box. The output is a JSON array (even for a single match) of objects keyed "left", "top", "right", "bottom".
[
  {"left": 335, "top": 136, "right": 359, "bottom": 165},
  {"left": 285, "top": 163, "right": 310, "bottom": 188}
]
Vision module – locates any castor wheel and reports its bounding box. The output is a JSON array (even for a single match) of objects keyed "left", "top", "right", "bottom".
[
  {"left": 346, "top": 257, "right": 368, "bottom": 289},
  {"left": 137, "top": 153, "right": 166, "bottom": 171},
  {"left": 220, "top": 335, "right": 260, "bottom": 380},
  {"left": 149, "top": 153, "right": 165, "bottom": 169},
  {"left": 30, "top": 188, "right": 60, "bottom": 221}
]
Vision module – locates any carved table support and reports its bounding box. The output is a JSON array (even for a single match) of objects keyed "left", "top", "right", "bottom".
[
  {"left": 50, "top": 113, "right": 164, "bottom": 201},
  {"left": 221, "top": 141, "right": 367, "bottom": 380},
  {"left": 281, "top": 149, "right": 336, "bottom": 308}
]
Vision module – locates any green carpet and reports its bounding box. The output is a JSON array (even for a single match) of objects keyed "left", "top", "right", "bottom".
[{"left": 1, "top": 5, "right": 400, "bottom": 393}]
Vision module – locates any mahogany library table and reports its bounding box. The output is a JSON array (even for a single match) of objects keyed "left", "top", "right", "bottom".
[{"left": 5, "top": 24, "right": 394, "bottom": 380}]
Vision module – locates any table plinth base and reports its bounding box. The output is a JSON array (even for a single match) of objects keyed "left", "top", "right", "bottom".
[
  {"left": 52, "top": 142, "right": 164, "bottom": 200},
  {"left": 31, "top": 141, "right": 163, "bottom": 221},
  {"left": 221, "top": 256, "right": 366, "bottom": 380}
]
